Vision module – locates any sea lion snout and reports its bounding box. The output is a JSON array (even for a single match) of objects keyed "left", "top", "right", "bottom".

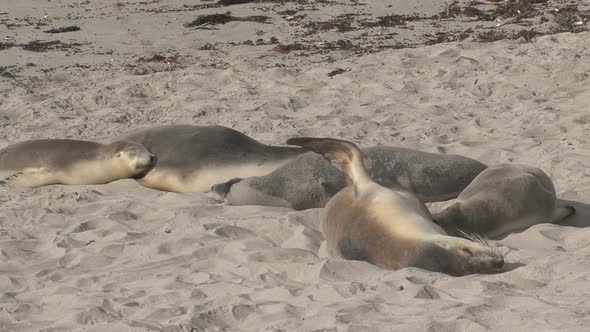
[
  {"left": 135, "top": 152, "right": 157, "bottom": 169},
  {"left": 492, "top": 255, "right": 504, "bottom": 269},
  {"left": 475, "top": 246, "right": 504, "bottom": 274},
  {"left": 210, "top": 177, "right": 243, "bottom": 196},
  {"left": 208, "top": 178, "right": 243, "bottom": 204}
]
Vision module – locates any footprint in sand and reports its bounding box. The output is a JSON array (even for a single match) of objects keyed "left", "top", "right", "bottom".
[
  {"left": 76, "top": 299, "right": 122, "bottom": 325},
  {"left": 210, "top": 224, "right": 257, "bottom": 240}
]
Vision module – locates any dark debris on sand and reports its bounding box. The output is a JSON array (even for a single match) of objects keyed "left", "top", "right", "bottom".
[
  {"left": 8, "top": 0, "right": 582, "bottom": 64},
  {"left": 304, "top": 13, "right": 361, "bottom": 33},
  {"left": 327, "top": 68, "right": 347, "bottom": 77},
  {"left": 43, "top": 25, "right": 81, "bottom": 34},
  {"left": 492, "top": 0, "right": 547, "bottom": 20},
  {"left": 474, "top": 28, "right": 541, "bottom": 43},
  {"left": 360, "top": 14, "right": 423, "bottom": 28},
  {"left": 20, "top": 40, "right": 84, "bottom": 52},
  {"left": 432, "top": 1, "right": 492, "bottom": 20},
  {"left": 185, "top": 11, "right": 271, "bottom": 27},
  {"left": 553, "top": 6, "right": 588, "bottom": 32},
  {"left": 285, "top": 0, "right": 589, "bottom": 57},
  {"left": 0, "top": 42, "right": 15, "bottom": 50},
  {"left": 137, "top": 53, "right": 179, "bottom": 64},
  {"left": 217, "top": 0, "right": 256, "bottom": 5},
  {"left": 0, "top": 66, "right": 17, "bottom": 79}
]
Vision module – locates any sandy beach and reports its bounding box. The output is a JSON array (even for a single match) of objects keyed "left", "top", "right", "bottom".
[{"left": 1, "top": 0, "right": 590, "bottom": 331}]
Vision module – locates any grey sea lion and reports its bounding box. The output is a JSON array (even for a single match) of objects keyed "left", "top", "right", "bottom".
[
  {"left": 0, "top": 139, "right": 156, "bottom": 188},
  {"left": 211, "top": 152, "right": 347, "bottom": 210},
  {"left": 433, "top": 163, "right": 576, "bottom": 239},
  {"left": 118, "top": 125, "right": 305, "bottom": 192},
  {"left": 211, "top": 146, "right": 487, "bottom": 210},
  {"left": 285, "top": 137, "right": 504, "bottom": 276}
]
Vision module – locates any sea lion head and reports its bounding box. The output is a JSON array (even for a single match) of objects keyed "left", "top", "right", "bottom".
[
  {"left": 209, "top": 177, "right": 243, "bottom": 202},
  {"left": 416, "top": 234, "right": 504, "bottom": 276},
  {"left": 108, "top": 140, "right": 157, "bottom": 176}
]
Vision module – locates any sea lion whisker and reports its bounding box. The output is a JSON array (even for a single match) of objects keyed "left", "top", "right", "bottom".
[{"left": 458, "top": 229, "right": 491, "bottom": 248}]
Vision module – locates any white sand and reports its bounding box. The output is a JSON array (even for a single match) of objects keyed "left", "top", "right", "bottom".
[{"left": 1, "top": 0, "right": 590, "bottom": 331}]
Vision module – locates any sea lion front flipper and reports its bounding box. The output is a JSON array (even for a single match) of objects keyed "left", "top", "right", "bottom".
[{"left": 321, "top": 181, "right": 344, "bottom": 196}]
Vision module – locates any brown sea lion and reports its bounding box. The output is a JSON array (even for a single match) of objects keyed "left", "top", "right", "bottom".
[{"left": 285, "top": 137, "right": 504, "bottom": 276}]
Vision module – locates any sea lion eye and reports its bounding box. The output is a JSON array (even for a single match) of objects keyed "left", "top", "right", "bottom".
[
  {"left": 116, "top": 152, "right": 121, "bottom": 158},
  {"left": 462, "top": 247, "right": 473, "bottom": 255}
]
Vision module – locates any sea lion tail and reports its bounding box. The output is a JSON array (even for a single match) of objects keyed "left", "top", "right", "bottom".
[{"left": 286, "top": 137, "right": 370, "bottom": 185}]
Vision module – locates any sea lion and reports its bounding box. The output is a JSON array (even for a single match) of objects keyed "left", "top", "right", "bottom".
[
  {"left": 211, "top": 152, "right": 347, "bottom": 210},
  {"left": 286, "top": 137, "right": 504, "bottom": 276},
  {"left": 211, "top": 146, "right": 487, "bottom": 210},
  {"left": 0, "top": 139, "right": 157, "bottom": 188},
  {"left": 432, "top": 163, "right": 576, "bottom": 239},
  {"left": 118, "top": 125, "right": 305, "bottom": 192}
]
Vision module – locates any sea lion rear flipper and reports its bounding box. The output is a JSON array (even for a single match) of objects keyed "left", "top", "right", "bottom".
[
  {"left": 550, "top": 206, "right": 576, "bottom": 224},
  {"left": 337, "top": 236, "right": 370, "bottom": 261},
  {"left": 1, "top": 171, "right": 25, "bottom": 187},
  {"left": 286, "top": 137, "right": 370, "bottom": 186},
  {"left": 2, "top": 169, "right": 57, "bottom": 188}
]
